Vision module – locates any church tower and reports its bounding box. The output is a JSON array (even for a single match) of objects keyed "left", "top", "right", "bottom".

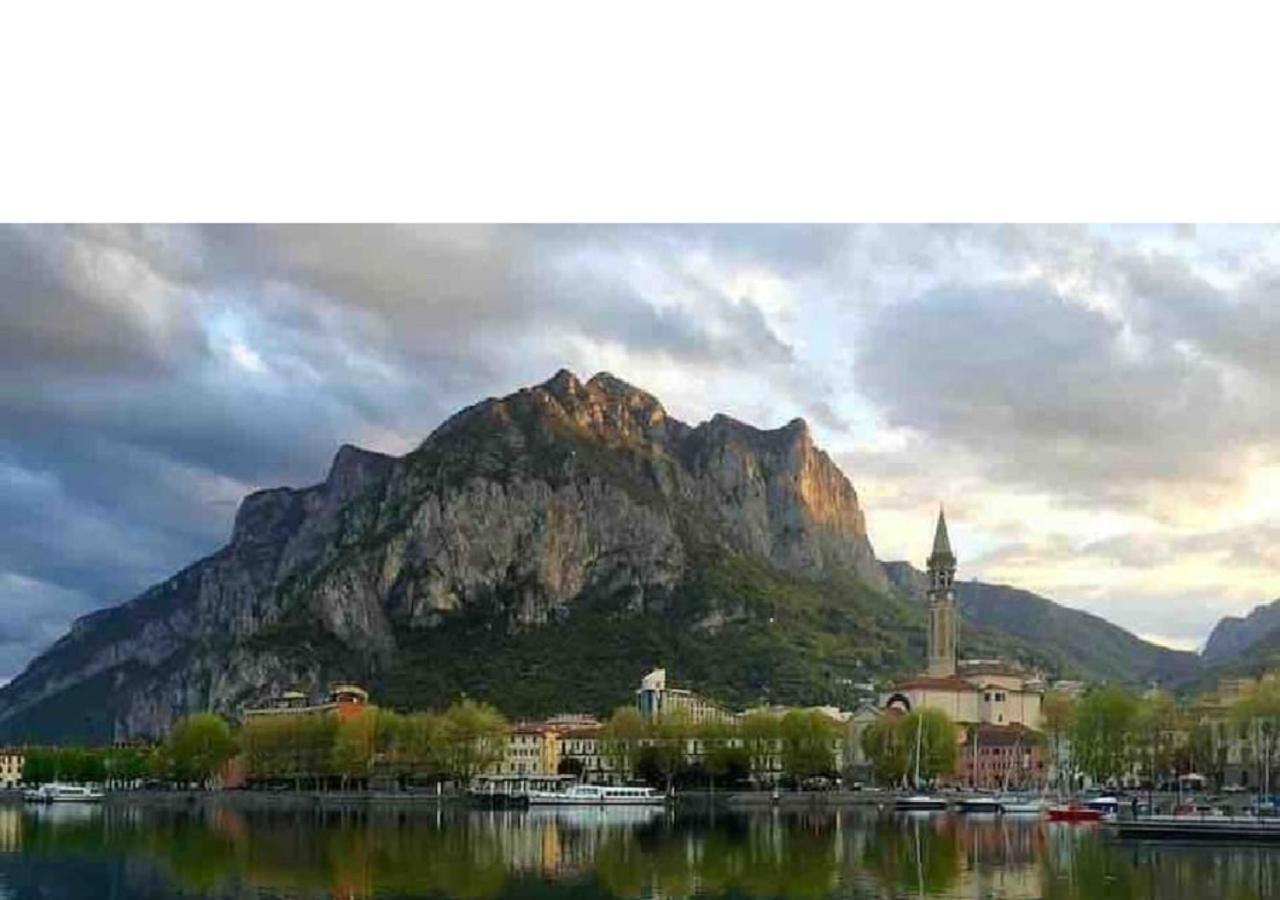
[{"left": 925, "top": 506, "right": 958, "bottom": 677}]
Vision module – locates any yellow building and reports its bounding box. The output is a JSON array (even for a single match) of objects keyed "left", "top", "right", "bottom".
[
  {"left": 0, "top": 750, "right": 22, "bottom": 789},
  {"left": 500, "top": 723, "right": 562, "bottom": 776}
]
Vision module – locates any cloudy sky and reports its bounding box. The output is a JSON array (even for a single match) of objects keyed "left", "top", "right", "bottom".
[{"left": 2, "top": 224, "right": 1278, "bottom": 678}]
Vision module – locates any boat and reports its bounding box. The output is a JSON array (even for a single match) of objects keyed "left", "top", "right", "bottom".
[
  {"left": 955, "top": 795, "right": 1003, "bottom": 814},
  {"left": 23, "top": 783, "right": 104, "bottom": 803},
  {"left": 893, "top": 709, "right": 947, "bottom": 812},
  {"left": 997, "top": 796, "right": 1046, "bottom": 815},
  {"left": 895, "top": 794, "right": 949, "bottom": 811},
  {"left": 1047, "top": 802, "right": 1105, "bottom": 822},
  {"left": 526, "top": 783, "right": 666, "bottom": 806},
  {"left": 1084, "top": 795, "right": 1120, "bottom": 815}
]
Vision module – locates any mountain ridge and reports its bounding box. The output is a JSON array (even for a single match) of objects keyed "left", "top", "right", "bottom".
[{"left": 0, "top": 370, "right": 1201, "bottom": 742}]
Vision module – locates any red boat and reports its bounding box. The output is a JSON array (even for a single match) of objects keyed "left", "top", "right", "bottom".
[{"left": 1047, "top": 803, "right": 1105, "bottom": 822}]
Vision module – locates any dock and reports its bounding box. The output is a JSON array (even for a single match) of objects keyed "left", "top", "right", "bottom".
[{"left": 1108, "top": 815, "right": 1280, "bottom": 842}]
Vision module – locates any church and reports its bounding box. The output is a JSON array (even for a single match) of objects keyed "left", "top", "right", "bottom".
[{"left": 881, "top": 509, "right": 1044, "bottom": 730}]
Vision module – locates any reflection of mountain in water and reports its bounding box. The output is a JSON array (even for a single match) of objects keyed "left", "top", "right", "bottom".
[{"left": 0, "top": 805, "right": 1278, "bottom": 899}]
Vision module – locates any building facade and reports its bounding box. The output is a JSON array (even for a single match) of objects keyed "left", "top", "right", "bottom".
[
  {"left": 0, "top": 751, "right": 22, "bottom": 789},
  {"left": 635, "top": 668, "right": 737, "bottom": 725}
]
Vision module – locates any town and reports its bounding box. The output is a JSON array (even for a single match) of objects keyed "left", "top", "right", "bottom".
[{"left": 9, "top": 511, "right": 1280, "bottom": 814}]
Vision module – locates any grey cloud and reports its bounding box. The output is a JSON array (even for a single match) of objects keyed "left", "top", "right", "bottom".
[{"left": 853, "top": 280, "right": 1258, "bottom": 506}]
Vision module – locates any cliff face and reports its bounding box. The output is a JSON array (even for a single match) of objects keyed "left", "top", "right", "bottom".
[
  {"left": 1203, "top": 598, "right": 1280, "bottom": 663},
  {"left": 0, "top": 370, "right": 885, "bottom": 740}
]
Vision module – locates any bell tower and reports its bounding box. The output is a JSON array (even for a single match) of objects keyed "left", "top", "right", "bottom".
[{"left": 925, "top": 506, "right": 958, "bottom": 677}]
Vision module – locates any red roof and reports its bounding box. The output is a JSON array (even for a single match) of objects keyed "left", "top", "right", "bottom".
[{"left": 893, "top": 676, "right": 975, "bottom": 691}]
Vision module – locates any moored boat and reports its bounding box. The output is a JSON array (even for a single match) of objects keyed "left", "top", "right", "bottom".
[
  {"left": 24, "top": 783, "right": 104, "bottom": 803},
  {"left": 1047, "top": 803, "right": 1104, "bottom": 822},
  {"left": 955, "top": 796, "right": 1003, "bottom": 814},
  {"left": 527, "top": 784, "right": 666, "bottom": 806},
  {"left": 895, "top": 794, "right": 948, "bottom": 811},
  {"left": 997, "top": 796, "right": 1046, "bottom": 815}
]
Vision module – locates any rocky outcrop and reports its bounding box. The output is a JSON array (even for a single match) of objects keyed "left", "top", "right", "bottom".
[
  {"left": 1203, "top": 598, "right": 1280, "bottom": 662},
  {"left": 0, "top": 370, "right": 885, "bottom": 740}
]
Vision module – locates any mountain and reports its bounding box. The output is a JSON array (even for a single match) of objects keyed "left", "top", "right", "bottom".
[
  {"left": 1203, "top": 598, "right": 1280, "bottom": 663},
  {"left": 880, "top": 563, "right": 1201, "bottom": 685},
  {"left": 0, "top": 370, "right": 894, "bottom": 741},
  {"left": 0, "top": 370, "right": 1202, "bottom": 743}
]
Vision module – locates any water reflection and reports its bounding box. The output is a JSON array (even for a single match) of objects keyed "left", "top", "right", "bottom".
[{"left": 0, "top": 803, "right": 1277, "bottom": 899}]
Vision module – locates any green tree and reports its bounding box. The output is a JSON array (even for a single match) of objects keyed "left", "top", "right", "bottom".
[
  {"left": 1133, "top": 689, "right": 1179, "bottom": 789},
  {"left": 905, "top": 709, "right": 958, "bottom": 784},
  {"left": 440, "top": 699, "right": 506, "bottom": 782},
  {"left": 1072, "top": 685, "right": 1139, "bottom": 785},
  {"left": 1041, "top": 689, "right": 1077, "bottom": 794},
  {"left": 740, "top": 711, "right": 783, "bottom": 782},
  {"left": 331, "top": 710, "right": 377, "bottom": 789},
  {"left": 862, "top": 716, "right": 910, "bottom": 786},
  {"left": 165, "top": 712, "right": 238, "bottom": 788},
  {"left": 779, "top": 710, "right": 841, "bottom": 783},
  {"left": 1231, "top": 676, "right": 1280, "bottom": 797},
  {"left": 601, "top": 706, "right": 648, "bottom": 780},
  {"left": 647, "top": 711, "right": 693, "bottom": 792}
]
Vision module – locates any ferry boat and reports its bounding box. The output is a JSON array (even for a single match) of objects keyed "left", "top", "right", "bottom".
[
  {"left": 526, "top": 784, "right": 666, "bottom": 806},
  {"left": 23, "top": 783, "right": 105, "bottom": 803}
]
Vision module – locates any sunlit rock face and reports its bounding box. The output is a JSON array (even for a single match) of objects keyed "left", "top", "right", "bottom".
[{"left": 0, "top": 370, "right": 884, "bottom": 740}]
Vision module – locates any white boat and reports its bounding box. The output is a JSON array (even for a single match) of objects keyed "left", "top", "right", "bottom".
[
  {"left": 955, "top": 795, "right": 1003, "bottom": 814},
  {"left": 24, "top": 783, "right": 104, "bottom": 803},
  {"left": 996, "top": 796, "right": 1046, "bottom": 815},
  {"left": 527, "top": 783, "right": 666, "bottom": 806},
  {"left": 895, "top": 794, "right": 948, "bottom": 811}
]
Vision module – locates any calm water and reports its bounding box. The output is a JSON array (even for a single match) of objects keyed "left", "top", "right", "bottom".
[{"left": 0, "top": 802, "right": 1275, "bottom": 899}]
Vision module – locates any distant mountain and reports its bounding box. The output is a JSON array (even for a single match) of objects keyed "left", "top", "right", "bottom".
[
  {"left": 1203, "top": 598, "right": 1280, "bottom": 663},
  {"left": 0, "top": 370, "right": 1204, "bottom": 744},
  {"left": 881, "top": 562, "right": 1202, "bottom": 685}
]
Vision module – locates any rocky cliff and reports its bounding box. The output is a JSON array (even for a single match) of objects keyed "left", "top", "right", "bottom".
[
  {"left": 1203, "top": 598, "right": 1280, "bottom": 663},
  {"left": 0, "top": 370, "right": 888, "bottom": 740}
]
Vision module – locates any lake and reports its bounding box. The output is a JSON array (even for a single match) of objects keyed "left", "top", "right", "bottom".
[{"left": 0, "top": 801, "right": 1275, "bottom": 899}]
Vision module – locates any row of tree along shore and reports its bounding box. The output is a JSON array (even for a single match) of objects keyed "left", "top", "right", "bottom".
[
  {"left": 15, "top": 701, "right": 850, "bottom": 794},
  {"left": 14, "top": 674, "right": 1280, "bottom": 797}
]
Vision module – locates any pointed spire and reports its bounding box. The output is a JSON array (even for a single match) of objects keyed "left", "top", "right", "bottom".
[{"left": 930, "top": 504, "right": 955, "bottom": 562}]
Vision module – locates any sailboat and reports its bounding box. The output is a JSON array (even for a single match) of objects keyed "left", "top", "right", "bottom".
[
  {"left": 895, "top": 713, "right": 948, "bottom": 811},
  {"left": 993, "top": 734, "right": 1046, "bottom": 816}
]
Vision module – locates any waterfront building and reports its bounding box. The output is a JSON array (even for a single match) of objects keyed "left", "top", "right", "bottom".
[
  {"left": 957, "top": 723, "right": 1046, "bottom": 789},
  {"left": 0, "top": 750, "right": 22, "bottom": 789},
  {"left": 635, "top": 668, "right": 737, "bottom": 725},
  {"left": 881, "top": 509, "right": 1044, "bottom": 730},
  {"left": 500, "top": 722, "right": 562, "bottom": 776},
  {"left": 242, "top": 683, "right": 373, "bottom": 723}
]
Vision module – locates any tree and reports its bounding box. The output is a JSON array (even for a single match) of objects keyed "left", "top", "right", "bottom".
[
  {"left": 1041, "top": 689, "right": 1077, "bottom": 794},
  {"left": 740, "top": 712, "right": 783, "bottom": 783},
  {"left": 1072, "top": 685, "right": 1139, "bottom": 786},
  {"left": 601, "top": 707, "right": 648, "bottom": 780},
  {"left": 1133, "top": 690, "right": 1179, "bottom": 789},
  {"left": 647, "top": 711, "right": 693, "bottom": 792},
  {"left": 779, "top": 710, "right": 841, "bottom": 783},
  {"left": 440, "top": 699, "right": 506, "bottom": 782},
  {"left": 332, "top": 710, "right": 377, "bottom": 789},
  {"left": 1231, "top": 676, "right": 1280, "bottom": 798},
  {"left": 862, "top": 716, "right": 910, "bottom": 786},
  {"left": 166, "top": 713, "right": 238, "bottom": 788},
  {"left": 906, "top": 709, "right": 958, "bottom": 784}
]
